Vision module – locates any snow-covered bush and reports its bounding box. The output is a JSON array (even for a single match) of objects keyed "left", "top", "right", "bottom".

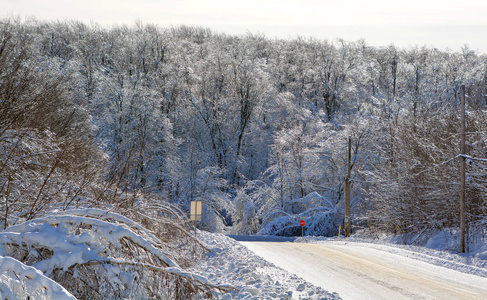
[
  {"left": 284, "top": 192, "right": 335, "bottom": 214},
  {"left": 0, "top": 255, "right": 76, "bottom": 300},
  {"left": 0, "top": 208, "right": 224, "bottom": 299},
  {"left": 232, "top": 189, "right": 259, "bottom": 235},
  {"left": 199, "top": 204, "right": 226, "bottom": 233},
  {"left": 258, "top": 192, "right": 337, "bottom": 236}
]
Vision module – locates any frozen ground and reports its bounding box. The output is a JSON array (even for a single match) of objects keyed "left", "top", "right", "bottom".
[{"left": 191, "top": 231, "right": 341, "bottom": 299}]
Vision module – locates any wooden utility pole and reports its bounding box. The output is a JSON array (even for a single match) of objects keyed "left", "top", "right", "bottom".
[
  {"left": 345, "top": 136, "right": 352, "bottom": 237},
  {"left": 460, "top": 85, "right": 466, "bottom": 253}
]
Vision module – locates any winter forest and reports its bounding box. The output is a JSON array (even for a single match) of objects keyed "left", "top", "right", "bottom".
[{"left": 1, "top": 17, "right": 487, "bottom": 298}]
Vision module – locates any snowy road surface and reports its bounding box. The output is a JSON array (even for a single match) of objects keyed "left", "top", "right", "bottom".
[{"left": 241, "top": 241, "right": 487, "bottom": 299}]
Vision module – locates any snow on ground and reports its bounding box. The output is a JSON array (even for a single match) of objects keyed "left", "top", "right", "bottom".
[{"left": 191, "top": 231, "right": 341, "bottom": 299}]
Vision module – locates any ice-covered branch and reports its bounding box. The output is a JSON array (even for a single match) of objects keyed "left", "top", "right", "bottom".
[{"left": 0, "top": 255, "right": 76, "bottom": 300}]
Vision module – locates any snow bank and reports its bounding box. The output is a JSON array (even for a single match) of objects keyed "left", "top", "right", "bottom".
[{"left": 191, "top": 231, "right": 340, "bottom": 299}]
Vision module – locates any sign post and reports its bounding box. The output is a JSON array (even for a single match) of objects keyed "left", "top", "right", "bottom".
[
  {"left": 190, "top": 201, "right": 202, "bottom": 258},
  {"left": 299, "top": 219, "right": 305, "bottom": 237},
  {"left": 190, "top": 201, "right": 202, "bottom": 237}
]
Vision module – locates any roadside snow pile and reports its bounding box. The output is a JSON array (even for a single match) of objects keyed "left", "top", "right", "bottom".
[
  {"left": 259, "top": 192, "right": 337, "bottom": 237},
  {"left": 192, "top": 231, "right": 341, "bottom": 299},
  {"left": 352, "top": 229, "right": 487, "bottom": 274},
  {"left": 471, "top": 241, "right": 487, "bottom": 261}
]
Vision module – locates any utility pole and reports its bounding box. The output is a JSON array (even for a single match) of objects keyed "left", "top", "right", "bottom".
[
  {"left": 345, "top": 136, "right": 352, "bottom": 237},
  {"left": 460, "top": 85, "right": 466, "bottom": 253}
]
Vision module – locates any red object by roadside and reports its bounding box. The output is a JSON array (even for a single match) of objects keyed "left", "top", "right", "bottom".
[{"left": 300, "top": 219, "right": 305, "bottom": 226}]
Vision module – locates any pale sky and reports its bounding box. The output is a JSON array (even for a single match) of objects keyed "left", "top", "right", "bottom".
[{"left": 2, "top": 0, "right": 487, "bottom": 53}]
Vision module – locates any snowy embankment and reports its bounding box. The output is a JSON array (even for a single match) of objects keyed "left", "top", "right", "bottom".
[{"left": 191, "top": 231, "right": 341, "bottom": 299}]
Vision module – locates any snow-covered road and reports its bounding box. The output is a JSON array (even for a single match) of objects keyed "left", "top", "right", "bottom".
[{"left": 241, "top": 241, "right": 487, "bottom": 299}]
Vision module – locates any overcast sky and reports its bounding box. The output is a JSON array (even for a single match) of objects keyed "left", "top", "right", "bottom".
[{"left": 2, "top": 0, "right": 487, "bottom": 53}]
